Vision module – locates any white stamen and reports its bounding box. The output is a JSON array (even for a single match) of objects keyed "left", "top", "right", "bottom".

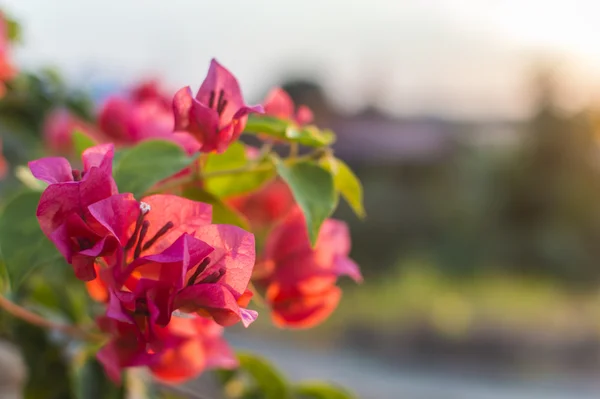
[{"left": 139, "top": 202, "right": 151, "bottom": 214}]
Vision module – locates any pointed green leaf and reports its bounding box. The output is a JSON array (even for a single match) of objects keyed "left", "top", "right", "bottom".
[
  {"left": 294, "top": 383, "right": 356, "bottom": 399},
  {"left": 72, "top": 129, "right": 97, "bottom": 158},
  {"left": 113, "top": 139, "right": 197, "bottom": 198},
  {"left": 244, "top": 115, "right": 335, "bottom": 147},
  {"left": 182, "top": 186, "right": 250, "bottom": 230},
  {"left": 286, "top": 125, "right": 336, "bottom": 147},
  {"left": 0, "top": 191, "right": 62, "bottom": 291},
  {"left": 275, "top": 159, "right": 336, "bottom": 245},
  {"left": 244, "top": 115, "right": 289, "bottom": 137},
  {"left": 237, "top": 352, "right": 291, "bottom": 399},
  {"left": 204, "top": 142, "right": 274, "bottom": 198},
  {"left": 322, "top": 157, "right": 365, "bottom": 219}
]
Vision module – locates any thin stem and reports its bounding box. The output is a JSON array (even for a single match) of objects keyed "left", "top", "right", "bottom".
[
  {"left": 289, "top": 142, "right": 299, "bottom": 159},
  {"left": 257, "top": 141, "right": 274, "bottom": 160},
  {"left": 247, "top": 282, "right": 266, "bottom": 308},
  {"left": 199, "top": 153, "right": 210, "bottom": 169},
  {"left": 147, "top": 147, "right": 327, "bottom": 196},
  {"left": 0, "top": 294, "right": 100, "bottom": 341}
]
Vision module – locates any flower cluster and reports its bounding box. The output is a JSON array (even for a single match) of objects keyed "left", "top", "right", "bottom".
[
  {"left": 26, "top": 58, "right": 362, "bottom": 385},
  {"left": 43, "top": 59, "right": 263, "bottom": 156},
  {"left": 29, "top": 142, "right": 257, "bottom": 382}
]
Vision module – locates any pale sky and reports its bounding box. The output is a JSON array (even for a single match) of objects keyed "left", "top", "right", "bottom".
[{"left": 4, "top": 0, "right": 600, "bottom": 119}]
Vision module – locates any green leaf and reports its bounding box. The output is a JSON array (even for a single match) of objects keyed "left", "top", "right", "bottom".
[
  {"left": 321, "top": 157, "right": 365, "bottom": 219},
  {"left": 0, "top": 191, "right": 62, "bottom": 291},
  {"left": 72, "top": 129, "right": 96, "bottom": 158},
  {"left": 244, "top": 115, "right": 335, "bottom": 147},
  {"left": 182, "top": 186, "right": 250, "bottom": 230},
  {"left": 237, "top": 352, "right": 291, "bottom": 399},
  {"left": 287, "top": 125, "right": 336, "bottom": 148},
  {"left": 204, "top": 142, "right": 275, "bottom": 198},
  {"left": 28, "top": 273, "right": 93, "bottom": 324},
  {"left": 275, "top": 159, "right": 336, "bottom": 245},
  {"left": 71, "top": 349, "right": 124, "bottom": 399},
  {"left": 113, "top": 139, "right": 197, "bottom": 198},
  {"left": 244, "top": 115, "right": 289, "bottom": 137},
  {"left": 294, "top": 383, "right": 356, "bottom": 399}
]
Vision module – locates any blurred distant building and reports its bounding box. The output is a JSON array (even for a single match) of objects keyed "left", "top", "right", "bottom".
[
  {"left": 331, "top": 110, "right": 457, "bottom": 164},
  {"left": 281, "top": 78, "right": 521, "bottom": 165}
]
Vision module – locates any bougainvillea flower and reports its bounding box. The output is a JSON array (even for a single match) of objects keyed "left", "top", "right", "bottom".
[
  {"left": 29, "top": 144, "right": 122, "bottom": 280},
  {"left": 130, "top": 79, "right": 171, "bottom": 110},
  {"left": 263, "top": 87, "right": 313, "bottom": 126},
  {"left": 43, "top": 108, "right": 100, "bottom": 155},
  {"left": 97, "top": 314, "right": 236, "bottom": 384},
  {"left": 173, "top": 58, "right": 264, "bottom": 153},
  {"left": 266, "top": 277, "right": 342, "bottom": 329},
  {"left": 122, "top": 226, "right": 257, "bottom": 328},
  {"left": 96, "top": 316, "right": 160, "bottom": 383},
  {"left": 89, "top": 194, "right": 256, "bottom": 327},
  {"left": 228, "top": 179, "right": 295, "bottom": 229},
  {"left": 97, "top": 96, "right": 197, "bottom": 151},
  {"left": 0, "top": 12, "right": 16, "bottom": 98},
  {"left": 149, "top": 316, "right": 237, "bottom": 384},
  {"left": 259, "top": 207, "right": 362, "bottom": 328}
]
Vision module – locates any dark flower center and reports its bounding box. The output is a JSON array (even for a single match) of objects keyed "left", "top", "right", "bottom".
[
  {"left": 208, "top": 89, "right": 228, "bottom": 117},
  {"left": 125, "top": 203, "right": 174, "bottom": 260},
  {"left": 186, "top": 257, "right": 211, "bottom": 286},
  {"left": 75, "top": 237, "right": 93, "bottom": 250},
  {"left": 71, "top": 169, "right": 85, "bottom": 181},
  {"left": 134, "top": 298, "right": 150, "bottom": 316}
]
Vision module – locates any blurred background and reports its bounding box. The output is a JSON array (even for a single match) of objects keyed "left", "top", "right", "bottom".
[{"left": 5, "top": 0, "right": 600, "bottom": 398}]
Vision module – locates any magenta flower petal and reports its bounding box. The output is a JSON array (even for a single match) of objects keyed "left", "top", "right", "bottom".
[
  {"left": 28, "top": 157, "right": 73, "bottom": 184},
  {"left": 173, "top": 86, "right": 194, "bottom": 131},
  {"left": 190, "top": 100, "right": 221, "bottom": 138},
  {"left": 331, "top": 255, "right": 363, "bottom": 283},
  {"left": 141, "top": 195, "right": 212, "bottom": 254},
  {"left": 37, "top": 184, "right": 82, "bottom": 237},
  {"left": 263, "top": 88, "right": 295, "bottom": 120},
  {"left": 128, "top": 234, "right": 214, "bottom": 289},
  {"left": 196, "top": 59, "right": 246, "bottom": 123},
  {"left": 70, "top": 253, "right": 97, "bottom": 281},
  {"left": 232, "top": 104, "right": 264, "bottom": 121},
  {"left": 82, "top": 143, "right": 114, "bottom": 173},
  {"left": 240, "top": 308, "right": 259, "bottom": 327},
  {"left": 295, "top": 105, "right": 314, "bottom": 125},
  {"left": 174, "top": 283, "right": 255, "bottom": 327},
  {"left": 87, "top": 193, "right": 139, "bottom": 246},
  {"left": 106, "top": 289, "right": 136, "bottom": 324},
  {"left": 193, "top": 224, "right": 255, "bottom": 296},
  {"left": 262, "top": 87, "right": 313, "bottom": 126},
  {"left": 96, "top": 317, "right": 157, "bottom": 384},
  {"left": 174, "top": 59, "right": 263, "bottom": 153}
]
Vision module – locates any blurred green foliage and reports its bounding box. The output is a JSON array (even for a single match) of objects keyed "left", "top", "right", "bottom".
[{"left": 342, "top": 70, "right": 600, "bottom": 286}]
